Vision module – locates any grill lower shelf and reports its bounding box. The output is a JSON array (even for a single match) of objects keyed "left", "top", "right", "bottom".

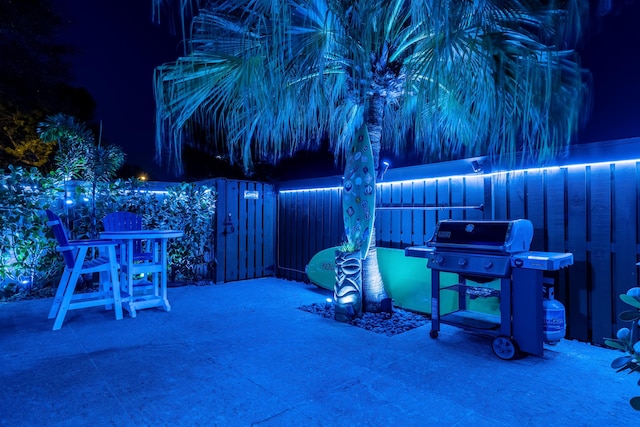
[
  {"left": 441, "top": 310, "right": 501, "bottom": 330},
  {"left": 442, "top": 284, "right": 500, "bottom": 299}
]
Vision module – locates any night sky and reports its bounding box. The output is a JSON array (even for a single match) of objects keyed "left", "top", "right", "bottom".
[
  {"left": 580, "top": 0, "right": 640, "bottom": 144},
  {"left": 54, "top": 1, "right": 640, "bottom": 180},
  {"left": 55, "top": 0, "right": 181, "bottom": 181}
]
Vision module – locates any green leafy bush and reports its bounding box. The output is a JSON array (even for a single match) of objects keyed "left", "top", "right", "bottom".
[
  {"left": 605, "top": 287, "right": 640, "bottom": 411},
  {"left": 58, "top": 179, "right": 217, "bottom": 284},
  {"left": 0, "top": 172, "right": 217, "bottom": 300},
  {"left": 0, "top": 166, "right": 62, "bottom": 298},
  {"left": 0, "top": 114, "right": 217, "bottom": 300},
  {"left": 110, "top": 181, "right": 217, "bottom": 283}
]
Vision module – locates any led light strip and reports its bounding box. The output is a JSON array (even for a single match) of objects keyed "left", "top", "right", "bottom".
[{"left": 278, "top": 158, "right": 640, "bottom": 194}]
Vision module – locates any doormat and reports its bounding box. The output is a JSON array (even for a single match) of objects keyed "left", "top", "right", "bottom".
[{"left": 298, "top": 303, "right": 430, "bottom": 336}]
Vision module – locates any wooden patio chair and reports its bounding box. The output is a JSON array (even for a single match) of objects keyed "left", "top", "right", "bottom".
[
  {"left": 102, "top": 211, "right": 152, "bottom": 262},
  {"left": 45, "top": 209, "right": 123, "bottom": 331},
  {"left": 102, "top": 211, "right": 157, "bottom": 298}
]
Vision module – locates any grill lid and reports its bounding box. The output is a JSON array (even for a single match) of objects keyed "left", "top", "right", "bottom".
[{"left": 427, "top": 219, "right": 533, "bottom": 254}]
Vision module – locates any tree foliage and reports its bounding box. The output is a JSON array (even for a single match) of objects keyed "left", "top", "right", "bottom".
[
  {"left": 38, "top": 113, "right": 126, "bottom": 236},
  {"left": 0, "top": 0, "right": 95, "bottom": 170},
  {"left": 153, "top": 0, "right": 590, "bottom": 312},
  {"left": 153, "top": 0, "right": 589, "bottom": 175}
]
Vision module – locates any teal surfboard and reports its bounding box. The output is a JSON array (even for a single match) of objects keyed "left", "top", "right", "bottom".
[
  {"left": 342, "top": 125, "right": 376, "bottom": 259},
  {"left": 306, "top": 246, "right": 501, "bottom": 316}
]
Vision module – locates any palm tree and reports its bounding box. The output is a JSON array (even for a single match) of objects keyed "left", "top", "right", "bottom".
[
  {"left": 153, "top": 0, "right": 589, "bottom": 312},
  {"left": 38, "top": 114, "right": 125, "bottom": 236},
  {"left": 38, "top": 113, "right": 94, "bottom": 221},
  {"left": 38, "top": 113, "right": 94, "bottom": 180}
]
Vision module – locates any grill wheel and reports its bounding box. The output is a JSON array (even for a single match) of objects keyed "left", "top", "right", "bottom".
[{"left": 491, "top": 336, "right": 520, "bottom": 360}]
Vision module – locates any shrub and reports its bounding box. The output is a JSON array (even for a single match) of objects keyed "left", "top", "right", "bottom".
[
  {"left": 0, "top": 172, "right": 217, "bottom": 300},
  {"left": 109, "top": 181, "right": 217, "bottom": 283},
  {"left": 605, "top": 287, "right": 640, "bottom": 411},
  {"left": 0, "top": 166, "right": 62, "bottom": 298}
]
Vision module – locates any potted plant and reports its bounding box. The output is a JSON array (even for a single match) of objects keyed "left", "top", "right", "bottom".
[
  {"left": 334, "top": 241, "right": 362, "bottom": 322},
  {"left": 604, "top": 286, "right": 640, "bottom": 411}
]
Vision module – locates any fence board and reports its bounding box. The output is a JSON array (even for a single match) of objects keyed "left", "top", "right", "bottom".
[
  {"left": 301, "top": 191, "right": 311, "bottom": 277},
  {"left": 545, "top": 168, "right": 569, "bottom": 311},
  {"left": 331, "top": 189, "right": 342, "bottom": 246},
  {"left": 464, "top": 176, "right": 484, "bottom": 221},
  {"left": 311, "top": 190, "right": 321, "bottom": 253},
  {"left": 277, "top": 192, "right": 288, "bottom": 279},
  {"left": 390, "top": 183, "right": 402, "bottom": 247},
  {"left": 280, "top": 192, "right": 294, "bottom": 280},
  {"left": 241, "top": 182, "right": 255, "bottom": 278},
  {"left": 525, "top": 170, "right": 545, "bottom": 251},
  {"left": 378, "top": 184, "right": 392, "bottom": 245},
  {"left": 295, "top": 192, "right": 307, "bottom": 281},
  {"left": 319, "top": 190, "right": 329, "bottom": 249},
  {"left": 226, "top": 180, "right": 240, "bottom": 281},
  {"left": 437, "top": 178, "right": 451, "bottom": 222},
  {"left": 401, "top": 182, "right": 412, "bottom": 246},
  {"left": 613, "top": 163, "right": 638, "bottom": 334},
  {"left": 307, "top": 190, "right": 318, "bottom": 270},
  {"left": 254, "top": 183, "right": 264, "bottom": 276},
  {"left": 412, "top": 181, "right": 425, "bottom": 245},
  {"left": 239, "top": 181, "right": 250, "bottom": 280},
  {"left": 508, "top": 171, "right": 526, "bottom": 220},
  {"left": 590, "top": 164, "right": 613, "bottom": 344},
  {"left": 492, "top": 174, "right": 508, "bottom": 220},
  {"left": 566, "top": 167, "right": 589, "bottom": 341},
  {"left": 264, "top": 183, "right": 276, "bottom": 276},
  {"left": 450, "top": 177, "right": 464, "bottom": 221},
  {"left": 545, "top": 169, "right": 566, "bottom": 252},
  {"left": 214, "top": 179, "right": 227, "bottom": 283},
  {"left": 425, "top": 180, "right": 437, "bottom": 241}
]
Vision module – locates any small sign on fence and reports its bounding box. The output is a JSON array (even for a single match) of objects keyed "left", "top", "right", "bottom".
[{"left": 244, "top": 190, "right": 259, "bottom": 199}]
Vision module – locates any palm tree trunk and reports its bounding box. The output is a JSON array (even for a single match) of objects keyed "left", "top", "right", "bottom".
[
  {"left": 362, "top": 226, "right": 391, "bottom": 312},
  {"left": 362, "top": 93, "right": 391, "bottom": 313}
]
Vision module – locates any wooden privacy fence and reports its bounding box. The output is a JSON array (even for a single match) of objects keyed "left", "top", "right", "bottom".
[
  {"left": 213, "top": 178, "right": 277, "bottom": 283},
  {"left": 276, "top": 139, "right": 640, "bottom": 345}
]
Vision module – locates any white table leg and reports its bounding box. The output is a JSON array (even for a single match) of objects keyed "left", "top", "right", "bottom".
[{"left": 161, "top": 238, "right": 171, "bottom": 311}]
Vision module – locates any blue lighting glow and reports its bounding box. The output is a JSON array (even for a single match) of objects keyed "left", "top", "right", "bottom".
[
  {"left": 18, "top": 274, "right": 32, "bottom": 287},
  {"left": 279, "top": 186, "right": 341, "bottom": 194},
  {"left": 278, "top": 158, "right": 640, "bottom": 194}
]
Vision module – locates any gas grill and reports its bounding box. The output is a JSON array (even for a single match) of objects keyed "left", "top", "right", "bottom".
[{"left": 405, "top": 219, "right": 573, "bottom": 359}]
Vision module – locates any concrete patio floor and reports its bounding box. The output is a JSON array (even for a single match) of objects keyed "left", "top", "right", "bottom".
[{"left": 0, "top": 277, "right": 637, "bottom": 426}]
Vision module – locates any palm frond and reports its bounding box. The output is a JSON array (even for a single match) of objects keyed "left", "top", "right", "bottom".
[{"left": 154, "top": 0, "right": 589, "bottom": 175}]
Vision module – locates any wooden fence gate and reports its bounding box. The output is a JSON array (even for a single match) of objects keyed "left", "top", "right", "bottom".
[{"left": 213, "top": 179, "right": 276, "bottom": 283}]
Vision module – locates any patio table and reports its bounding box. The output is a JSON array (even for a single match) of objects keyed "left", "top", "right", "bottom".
[{"left": 99, "top": 229, "right": 184, "bottom": 317}]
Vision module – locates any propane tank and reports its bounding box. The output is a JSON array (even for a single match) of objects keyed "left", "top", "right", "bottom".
[{"left": 543, "top": 286, "right": 566, "bottom": 344}]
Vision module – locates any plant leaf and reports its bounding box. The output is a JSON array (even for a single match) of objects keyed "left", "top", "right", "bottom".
[
  {"left": 612, "top": 356, "right": 632, "bottom": 369},
  {"left": 630, "top": 397, "right": 640, "bottom": 411},
  {"left": 619, "top": 310, "right": 640, "bottom": 322},
  {"left": 620, "top": 294, "right": 640, "bottom": 309},
  {"left": 604, "top": 339, "right": 626, "bottom": 351}
]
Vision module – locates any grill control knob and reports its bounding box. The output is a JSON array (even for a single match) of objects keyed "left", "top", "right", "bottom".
[
  {"left": 457, "top": 258, "right": 467, "bottom": 267},
  {"left": 434, "top": 255, "right": 444, "bottom": 265},
  {"left": 483, "top": 261, "right": 494, "bottom": 270}
]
